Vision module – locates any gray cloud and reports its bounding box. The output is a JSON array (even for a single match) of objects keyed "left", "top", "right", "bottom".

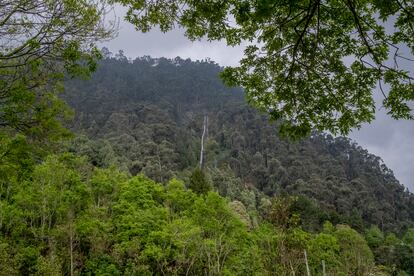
[
  {"left": 102, "top": 9, "right": 414, "bottom": 191},
  {"left": 349, "top": 108, "right": 414, "bottom": 191},
  {"left": 103, "top": 7, "right": 244, "bottom": 66}
]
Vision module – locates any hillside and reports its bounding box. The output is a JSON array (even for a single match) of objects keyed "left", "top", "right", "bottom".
[
  {"left": 2, "top": 54, "right": 414, "bottom": 275},
  {"left": 3, "top": 1, "right": 414, "bottom": 273},
  {"left": 64, "top": 53, "right": 414, "bottom": 234}
]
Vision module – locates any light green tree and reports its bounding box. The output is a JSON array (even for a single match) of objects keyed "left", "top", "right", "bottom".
[
  {"left": 365, "top": 225, "right": 385, "bottom": 248},
  {"left": 334, "top": 224, "right": 375, "bottom": 275}
]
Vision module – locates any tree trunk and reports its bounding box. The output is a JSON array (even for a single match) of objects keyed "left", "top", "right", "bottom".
[
  {"left": 70, "top": 225, "right": 74, "bottom": 276},
  {"left": 304, "top": 250, "right": 310, "bottom": 276}
]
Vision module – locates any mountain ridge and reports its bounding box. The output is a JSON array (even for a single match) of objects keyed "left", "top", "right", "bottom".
[{"left": 64, "top": 54, "right": 414, "bottom": 233}]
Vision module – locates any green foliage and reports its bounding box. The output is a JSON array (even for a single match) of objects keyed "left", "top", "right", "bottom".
[
  {"left": 0, "top": 17, "right": 414, "bottom": 275},
  {"left": 89, "top": 166, "right": 128, "bottom": 208},
  {"left": 403, "top": 228, "right": 414, "bottom": 245},
  {"left": 308, "top": 233, "right": 341, "bottom": 274},
  {"left": 396, "top": 228, "right": 414, "bottom": 274},
  {"left": 334, "top": 224, "right": 375, "bottom": 275},
  {"left": 0, "top": 0, "right": 114, "bottom": 140},
  {"left": 265, "top": 196, "right": 300, "bottom": 230},
  {"left": 0, "top": 241, "right": 17, "bottom": 276},
  {"left": 0, "top": 148, "right": 393, "bottom": 274},
  {"left": 119, "top": 0, "right": 414, "bottom": 138},
  {"left": 188, "top": 167, "right": 211, "bottom": 195},
  {"left": 365, "top": 225, "right": 385, "bottom": 248},
  {"left": 58, "top": 55, "right": 414, "bottom": 273},
  {"left": 0, "top": 133, "right": 34, "bottom": 192},
  {"left": 64, "top": 56, "right": 414, "bottom": 234}
]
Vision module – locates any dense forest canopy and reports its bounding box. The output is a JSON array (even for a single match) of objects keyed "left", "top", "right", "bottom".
[
  {"left": 64, "top": 54, "right": 414, "bottom": 233},
  {"left": 1, "top": 50, "right": 414, "bottom": 274},
  {"left": 32, "top": 53, "right": 410, "bottom": 274},
  {"left": 1, "top": 0, "right": 414, "bottom": 274}
]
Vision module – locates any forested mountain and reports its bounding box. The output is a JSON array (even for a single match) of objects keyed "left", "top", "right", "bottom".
[
  {"left": 2, "top": 52, "right": 414, "bottom": 275},
  {"left": 3, "top": 0, "right": 414, "bottom": 274},
  {"left": 64, "top": 52, "right": 414, "bottom": 234}
]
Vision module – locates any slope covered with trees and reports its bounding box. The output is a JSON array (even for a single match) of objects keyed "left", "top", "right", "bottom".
[
  {"left": 1, "top": 53, "right": 414, "bottom": 274},
  {"left": 0, "top": 152, "right": 386, "bottom": 275},
  {"left": 64, "top": 53, "right": 414, "bottom": 235},
  {"left": 2, "top": 1, "right": 414, "bottom": 274}
]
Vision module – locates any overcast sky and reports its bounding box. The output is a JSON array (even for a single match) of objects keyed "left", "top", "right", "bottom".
[{"left": 102, "top": 12, "right": 414, "bottom": 192}]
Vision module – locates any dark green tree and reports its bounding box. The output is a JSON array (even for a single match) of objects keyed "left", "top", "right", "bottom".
[{"left": 188, "top": 168, "right": 211, "bottom": 195}]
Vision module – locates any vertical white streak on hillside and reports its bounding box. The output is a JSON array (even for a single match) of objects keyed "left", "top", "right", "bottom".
[{"left": 200, "top": 115, "right": 208, "bottom": 168}]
